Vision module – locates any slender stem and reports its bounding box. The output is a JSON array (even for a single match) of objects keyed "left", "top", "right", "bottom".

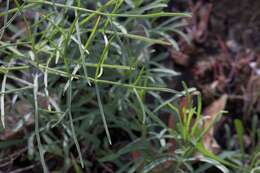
[{"left": 33, "top": 74, "right": 48, "bottom": 173}]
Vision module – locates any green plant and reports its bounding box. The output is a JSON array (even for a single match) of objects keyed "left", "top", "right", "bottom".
[{"left": 1, "top": 1, "right": 258, "bottom": 173}]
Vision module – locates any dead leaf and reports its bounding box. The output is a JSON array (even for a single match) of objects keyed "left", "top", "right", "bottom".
[{"left": 202, "top": 94, "right": 228, "bottom": 153}]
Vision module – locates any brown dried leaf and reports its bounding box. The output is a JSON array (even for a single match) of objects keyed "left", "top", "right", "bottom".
[{"left": 202, "top": 94, "right": 228, "bottom": 153}]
